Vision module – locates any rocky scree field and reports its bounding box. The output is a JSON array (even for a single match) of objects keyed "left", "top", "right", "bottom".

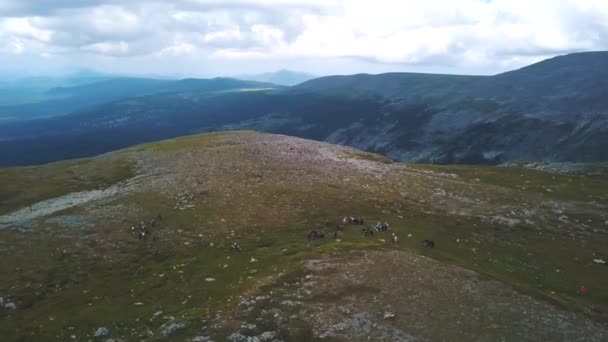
[{"left": 0, "top": 131, "right": 607, "bottom": 341}]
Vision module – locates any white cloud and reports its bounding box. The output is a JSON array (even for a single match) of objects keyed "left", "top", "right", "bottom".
[
  {"left": 0, "top": 0, "right": 606, "bottom": 75},
  {"left": 2, "top": 17, "right": 53, "bottom": 42},
  {"left": 157, "top": 41, "right": 197, "bottom": 57},
  {"left": 203, "top": 29, "right": 243, "bottom": 44},
  {"left": 81, "top": 41, "right": 129, "bottom": 55},
  {"left": 10, "top": 38, "right": 24, "bottom": 54}
]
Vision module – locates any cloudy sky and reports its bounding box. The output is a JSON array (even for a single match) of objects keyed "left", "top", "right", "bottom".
[{"left": 0, "top": 0, "right": 607, "bottom": 78}]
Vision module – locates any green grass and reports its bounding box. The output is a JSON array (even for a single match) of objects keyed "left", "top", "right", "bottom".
[
  {"left": 406, "top": 163, "right": 608, "bottom": 202},
  {"left": 133, "top": 130, "right": 248, "bottom": 153},
  {"left": 342, "top": 150, "right": 394, "bottom": 164}
]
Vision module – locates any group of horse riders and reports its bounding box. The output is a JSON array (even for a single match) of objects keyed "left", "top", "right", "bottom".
[{"left": 307, "top": 216, "right": 394, "bottom": 241}]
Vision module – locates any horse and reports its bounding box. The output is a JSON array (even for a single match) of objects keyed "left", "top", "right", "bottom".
[{"left": 422, "top": 240, "right": 435, "bottom": 248}]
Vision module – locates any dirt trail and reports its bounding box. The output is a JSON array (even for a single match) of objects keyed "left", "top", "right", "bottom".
[{"left": 0, "top": 180, "right": 137, "bottom": 229}]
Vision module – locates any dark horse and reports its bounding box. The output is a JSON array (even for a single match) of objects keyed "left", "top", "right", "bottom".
[{"left": 422, "top": 240, "right": 435, "bottom": 248}]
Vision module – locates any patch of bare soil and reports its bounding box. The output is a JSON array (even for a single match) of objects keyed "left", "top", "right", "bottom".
[
  {"left": 0, "top": 179, "right": 138, "bottom": 229},
  {"left": 219, "top": 249, "right": 608, "bottom": 341}
]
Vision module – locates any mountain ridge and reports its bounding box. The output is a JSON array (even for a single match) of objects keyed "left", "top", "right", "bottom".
[
  {"left": 237, "top": 69, "right": 317, "bottom": 86},
  {"left": 1, "top": 51, "right": 607, "bottom": 166}
]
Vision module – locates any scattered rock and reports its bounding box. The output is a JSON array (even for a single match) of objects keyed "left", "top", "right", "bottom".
[
  {"left": 94, "top": 327, "right": 109, "bottom": 337},
  {"left": 162, "top": 321, "right": 186, "bottom": 336},
  {"left": 337, "top": 306, "right": 351, "bottom": 315},
  {"left": 280, "top": 300, "right": 301, "bottom": 306},
  {"left": 239, "top": 297, "right": 257, "bottom": 307},
  {"left": 250, "top": 257, "right": 258, "bottom": 263},
  {"left": 383, "top": 311, "right": 396, "bottom": 320},
  {"left": 174, "top": 191, "right": 196, "bottom": 210},
  {"left": 205, "top": 278, "right": 216, "bottom": 282},
  {"left": 491, "top": 215, "right": 521, "bottom": 227},
  {"left": 593, "top": 259, "right": 606, "bottom": 264},
  {"left": 317, "top": 312, "right": 373, "bottom": 338},
  {"left": 241, "top": 323, "right": 257, "bottom": 330},
  {"left": 192, "top": 336, "right": 212, "bottom": 342},
  {"left": 434, "top": 188, "right": 447, "bottom": 197},
  {"left": 260, "top": 331, "right": 277, "bottom": 341},
  {"left": 227, "top": 333, "right": 247, "bottom": 342},
  {"left": 4, "top": 302, "right": 17, "bottom": 310}
]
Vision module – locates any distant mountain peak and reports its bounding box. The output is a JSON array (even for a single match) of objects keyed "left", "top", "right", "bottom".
[{"left": 236, "top": 69, "right": 317, "bottom": 86}]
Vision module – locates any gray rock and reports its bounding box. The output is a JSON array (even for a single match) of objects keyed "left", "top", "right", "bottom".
[
  {"left": 241, "top": 323, "right": 257, "bottom": 330},
  {"left": 280, "top": 300, "right": 301, "bottom": 306},
  {"left": 337, "top": 306, "right": 351, "bottom": 315},
  {"left": 162, "top": 321, "right": 186, "bottom": 336},
  {"left": 383, "top": 311, "right": 396, "bottom": 320},
  {"left": 94, "top": 327, "right": 109, "bottom": 337},
  {"left": 227, "top": 333, "right": 247, "bottom": 342},
  {"left": 4, "top": 302, "right": 17, "bottom": 310},
  {"left": 317, "top": 312, "right": 373, "bottom": 338},
  {"left": 192, "top": 336, "right": 213, "bottom": 342},
  {"left": 260, "top": 331, "right": 277, "bottom": 341}
]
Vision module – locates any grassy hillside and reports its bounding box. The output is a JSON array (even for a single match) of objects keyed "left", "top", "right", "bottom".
[{"left": 0, "top": 131, "right": 606, "bottom": 340}]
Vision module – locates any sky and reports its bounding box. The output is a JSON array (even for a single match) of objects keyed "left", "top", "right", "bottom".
[{"left": 0, "top": 0, "right": 607, "bottom": 78}]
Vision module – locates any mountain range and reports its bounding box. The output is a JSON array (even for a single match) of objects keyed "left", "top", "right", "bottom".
[
  {"left": 1, "top": 51, "right": 607, "bottom": 166},
  {"left": 237, "top": 69, "right": 317, "bottom": 86}
]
